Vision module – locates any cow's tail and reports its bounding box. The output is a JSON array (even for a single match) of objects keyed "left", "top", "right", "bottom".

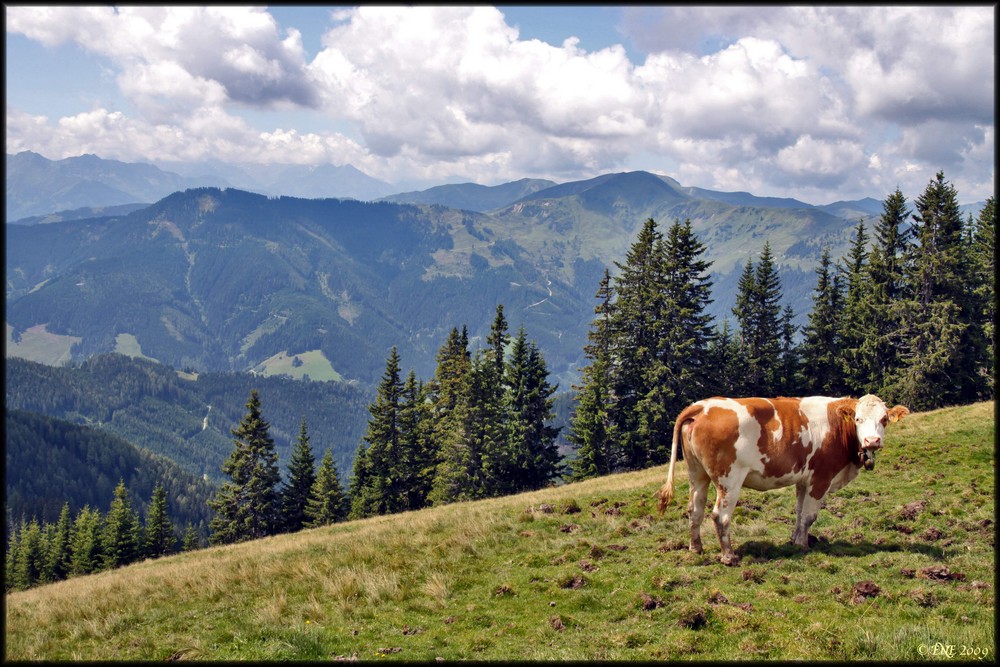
[{"left": 657, "top": 410, "right": 689, "bottom": 514}]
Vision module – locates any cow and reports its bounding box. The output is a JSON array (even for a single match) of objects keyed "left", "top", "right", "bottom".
[{"left": 657, "top": 394, "right": 909, "bottom": 565}]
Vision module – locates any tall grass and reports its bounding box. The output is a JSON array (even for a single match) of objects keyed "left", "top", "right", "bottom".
[{"left": 5, "top": 401, "right": 994, "bottom": 661}]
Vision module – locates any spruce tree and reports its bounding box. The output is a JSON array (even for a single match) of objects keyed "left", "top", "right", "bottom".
[
  {"left": 611, "top": 218, "right": 667, "bottom": 469},
  {"left": 505, "top": 328, "right": 561, "bottom": 491},
  {"left": 5, "top": 523, "right": 22, "bottom": 591},
  {"left": 350, "top": 347, "right": 404, "bottom": 519},
  {"left": 305, "top": 448, "right": 349, "bottom": 526},
  {"left": 102, "top": 479, "right": 141, "bottom": 569},
  {"left": 279, "top": 418, "right": 317, "bottom": 533},
  {"left": 44, "top": 502, "right": 73, "bottom": 582},
  {"left": 428, "top": 327, "right": 475, "bottom": 506},
  {"left": 12, "top": 519, "right": 45, "bottom": 590},
  {"left": 840, "top": 221, "right": 874, "bottom": 393},
  {"left": 397, "top": 370, "right": 435, "bottom": 510},
  {"left": 884, "top": 172, "right": 970, "bottom": 409},
  {"left": 733, "top": 243, "right": 785, "bottom": 396},
  {"left": 478, "top": 305, "right": 514, "bottom": 496},
  {"left": 182, "top": 524, "right": 200, "bottom": 552},
  {"left": 800, "top": 246, "right": 845, "bottom": 395},
  {"left": 968, "top": 197, "right": 995, "bottom": 398},
  {"left": 69, "top": 505, "right": 104, "bottom": 576},
  {"left": 568, "top": 270, "right": 617, "bottom": 480},
  {"left": 209, "top": 389, "right": 282, "bottom": 544},
  {"left": 144, "top": 483, "right": 177, "bottom": 559}
]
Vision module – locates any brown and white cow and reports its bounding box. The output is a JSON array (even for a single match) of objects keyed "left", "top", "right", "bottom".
[{"left": 657, "top": 395, "right": 909, "bottom": 565}]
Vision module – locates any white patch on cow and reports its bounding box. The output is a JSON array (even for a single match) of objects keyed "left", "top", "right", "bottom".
[{"left": 854, "top": 394, "right": 890, "bottom": 449}]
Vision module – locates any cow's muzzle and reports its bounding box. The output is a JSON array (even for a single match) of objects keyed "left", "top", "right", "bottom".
[{"left": 862, "top": 447, "right": 876, "bottom": 471}]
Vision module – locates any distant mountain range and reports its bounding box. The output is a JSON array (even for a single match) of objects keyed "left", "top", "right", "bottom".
[{"left": 5, "top": 152, "right": 988, "bottom": 390}]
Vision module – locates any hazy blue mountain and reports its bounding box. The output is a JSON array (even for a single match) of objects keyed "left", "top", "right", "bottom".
[
  {"left": 6, "top": 170, "right": 879, "bottom": 390},
  {"left": 5, "top": 151, "right": 230, "bottom": 220},
  {"left": 380, "top": 178, "right": 556, "bottom": 212},
  {"left": 9, "top": 203, "right": 150, "bottom": 226}
]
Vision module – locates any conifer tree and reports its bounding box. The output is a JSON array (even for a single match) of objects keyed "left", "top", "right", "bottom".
[
  {"left": 505, "top": 328, "right": 561, "bottom": 491},
  {"left": 568, "top": 270, "right": 617, "bottom": 479},
  {"left": 12, "top": 519, "right": 46, "bottom": 590},
  {"left": 350, "top": 347, "right": 405, "bottom": 518},
  {"left": 102, "top": 479, "right": 141, "bottom": 569},
  {"left": 397, "top": 370, "right": 435, "bottom": 510},
  {"left": 884, "top": 172, "right": 971, "bottom": 409},
  {"left": 477, "top": 305, "right": 515, "bottom": 496},
  {"left": 209, "top": 389, "right": 282, "bottom": 544},
  {"left": 144, "top": 483, "right": 177, "bottom": 559},
  {"left": 861, "top": 188, "right": 911, "bottom": 390},
  {"left": 428, "top": 327, "right": 475, "bottom": 505},
  {"left": 611, "top": 218, "right": 668, "bottom": 469},
  {"left": 69, "top": 505, "right": 104, "bottom": 576},
  {"left": 732, "top": 243, "right": 785, "bottom": 396},
  {"left": 707, "top": 318, "right": 743, "bottom": 397},
  {"left": 968, "top": 197, "right": 995, "bottom": 397},
  {"left": 279, "top": 418, "right": 317, "bottom": 533},
  {"left": 182, "top": 524, "right": 200, "bottom": 552},
  {"left": 840, "top": 221, "right": 874, "bottom": 393},
  {"left": 305, "top": 448, "right": 349, "bottom": 526},
  {"left": 5, "top": 523, "right": 22, "bottom": 591},
  {"left": 800, "top": 246, "right": 845, "bottom": 395},
  {"left": 44, "top": 502, "right": 73, "bottom": 582}
]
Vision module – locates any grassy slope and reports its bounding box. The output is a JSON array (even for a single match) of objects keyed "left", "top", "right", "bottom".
[{"left": 5, "top": 402, "right": 995, "bottom": 661}]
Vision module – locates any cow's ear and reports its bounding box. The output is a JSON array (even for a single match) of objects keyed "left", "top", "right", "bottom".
[
  {"left": 887, "top": 405, "right": 910, "bottom": 424},
  {"left": 836, "top": 403, "right": 855, "bottom": 424}
]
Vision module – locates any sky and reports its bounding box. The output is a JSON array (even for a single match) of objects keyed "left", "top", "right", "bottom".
[{"left": 5, "top": 5, "right": 995, "bottom": 204}]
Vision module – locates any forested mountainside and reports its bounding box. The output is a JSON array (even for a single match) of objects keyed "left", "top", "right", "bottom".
[
  {"left": 5, "top": 355, "right": 370, "bottom": 484},
  {"left": 5, "top": 408, "right": 216, "bottom": 533},
  {"left": 6, "top": 171, "right": 870, "bottom": 387}
]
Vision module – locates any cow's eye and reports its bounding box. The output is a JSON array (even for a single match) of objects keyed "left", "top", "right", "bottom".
[{"left": 855, "top": 417, "right": 862, "bottom": 424}]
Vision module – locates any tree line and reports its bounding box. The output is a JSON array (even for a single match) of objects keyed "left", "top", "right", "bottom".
[
  {"left": 5, "top": 481, "right": 200, "bottom": 592},
  {"left": 207, "top": 304, "right": 561, "bottom": 544},
  {"left": 569, "top": 172, "right": 993, "bottom": 479}
]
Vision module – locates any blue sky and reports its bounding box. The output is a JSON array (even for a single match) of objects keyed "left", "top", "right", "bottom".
[{"left": 5, "top": 5, "right": 995, "bottom": 203}]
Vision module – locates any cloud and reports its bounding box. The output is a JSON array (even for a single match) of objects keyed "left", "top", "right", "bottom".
[{"left": 5, "top": 5, "right": 994, "bottom": 201}]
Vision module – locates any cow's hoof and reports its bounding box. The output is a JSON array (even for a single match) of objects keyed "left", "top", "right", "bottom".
[
  {"left": 720, "top": 553, "right": 740, "bottom": 566},
  {"left": 689, "top": 545, "right": 704, "bottom": 555}
]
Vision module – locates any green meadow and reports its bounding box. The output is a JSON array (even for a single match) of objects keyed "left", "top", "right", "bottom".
[{"left": 5, "top": 401, "right": 994, "bottom": 661}]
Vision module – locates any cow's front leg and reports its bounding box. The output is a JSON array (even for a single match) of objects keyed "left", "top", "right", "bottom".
[{"left": 793, "top": 489, "right": 823, "bottom": 550}]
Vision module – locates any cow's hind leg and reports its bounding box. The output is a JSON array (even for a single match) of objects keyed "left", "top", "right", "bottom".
[
  {"left": 685, "top": 457, "right": 710, "bottom": 555},
  {"left": 712, "top": 473, "right": 747, "bottom": 566}
]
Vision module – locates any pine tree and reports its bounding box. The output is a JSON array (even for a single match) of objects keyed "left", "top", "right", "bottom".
[
  {"left": 279, "top": 418, "right": 317, "bottom": 533},
  {"left": 840, "top": 221, "right": 874, "bottom": 393},
  {"left": 69, "top": 505, "right": 104, "bottom": 576},
  {"left": 182, "top": 524, "right": 200, "bottom": 552},
  {"left": 305, "top": 448, "right": 349, "bottom": 526},
  {"left": 611, "top": 218, "right": 667, "bottom": 469},
  {"left": 427, "top": 327, "right": 475, "bottom": 505},
  {"left": 733, "top": 243, "right": 785, "bottom": 396},
  {"left": 350, "top": 347, "right": 405, "bottom": 519},
  {"left": 397, "top": 370, "right": 435, "bottom": 510},
  {"left": 144, "top": 483, "right": 177, "bottom": 559},
  {"left": 968, "top": 197, "right": 995, "bottom": 398},
  {"left": 477, "top": 305, "right": 515, "bottom": 496},
  {"left": 11, "top": 519, "right": 45, "bottom": 590},
  {"left": 568, "top": 270, "right": 617, "bottom": 480},
  {"left": 884, "top": 172, "right": 970, "bottom": 409},
  {"left": 707, "top": 318, "right": 743, "bottom": 397},
  {"left": 209, "top": 389, "right": 282, "bottom": 544},
  {"left": 44, "top": 502, "right": 73, "bottom": 582},
  {"left": 505, "top": 328, "right": 561, "bottom": 491},
  {"left": 5, "top": 523, "right": 22, "bottom": 591},
  {"left": 102, "top": 479, "right": 141, "bottom": 569},
  {"left": 658, "top": 217, "right": 715, "bottom": 438},
  {"left": 800, "top": 246, "right": 845, "bottom": 395}
]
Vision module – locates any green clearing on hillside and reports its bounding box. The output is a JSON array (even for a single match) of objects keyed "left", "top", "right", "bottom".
[
  {"left": 4, "top": 402, "right": 994, "bottom": 661},
  {"left": 5, "top": 323, "right": 80, "bottom": 366},
  {"left": 252, "top": 349, "right": 343, "bottom": 382},
  {"left": 113, "top": 333, "right": 158, "bottom": 362}
]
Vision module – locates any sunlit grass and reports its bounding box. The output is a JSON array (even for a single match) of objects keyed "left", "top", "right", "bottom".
[{"left": 5, "top": 402, "right": 994, "bottom": 661}]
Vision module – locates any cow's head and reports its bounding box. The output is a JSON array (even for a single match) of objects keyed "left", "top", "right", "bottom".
[{"left": 838, "top": 394, "right": 910, "bottom": 469}]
